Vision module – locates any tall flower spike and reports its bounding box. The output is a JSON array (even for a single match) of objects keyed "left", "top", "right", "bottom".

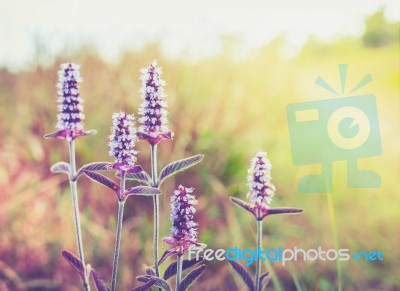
[
  {"left": 137, "top": 60, "right": 173, "bottom": 145},
  {"left": 231, "top": 150, "right": 303, "bottom": 220},
  {"left": 229, "top": 152, "right": 303, "bottom": 291},
  {"left": 246, "top": 151, "right": 276, "bottom": 220},
  {"left": 247, "top": 151, "right": 276, "bottom": 206},
  {"left": 108, "top": 112, "right": 141, "bottom": 173},
  {"left": 163, "top": 185, "right": 199, "bottom": 256},
  {"left": 44, "top": 63, "right": 95, "bottom": 140},
  {"left": 56, "top": 64, "right": 84, "bottom": 131}
]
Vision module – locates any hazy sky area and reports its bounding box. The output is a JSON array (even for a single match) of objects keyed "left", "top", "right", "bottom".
[{"left": 0, "top": 0, "right": 399, "bottom": 71}]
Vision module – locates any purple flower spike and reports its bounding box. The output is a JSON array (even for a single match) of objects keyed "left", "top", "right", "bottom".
[
  {"left": 137, "top": 60, "right": 173, "bottom": 145},
  {"left": 231, "top": 151, "right": 303, "bottom": 220},
  {"left": 247, "top": 151, "right": 276, "bottom": 220},
  {"left": 163, "top": 185, "right": 200, "bottom": 256},
  {"left": 108, "top": 112, "right": 140, "bottom": 173},
  {"left": 247, "top": 151, "right": 276, "bottom": 206},
  {"left": 44, "top": 63, "right": 96, "bottom": 141},
  {"left": 56, "top": 64, "right": 84, "bottom": 131}
]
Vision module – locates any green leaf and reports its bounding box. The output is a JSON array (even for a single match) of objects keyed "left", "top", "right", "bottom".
[
  {"left": 50, "top": 161, "right": 70, "bottom": 176},
  {"left": 83, "top": 170, "right": 119, "bottom": 192},
  {"left": 228, "top": 260, "right": 254, "bottom": 291},
  {"left": 145, "top": 267, "right": 156, "bottom": 276},
  {"left": 124, "top": 171, "right": 152, "bottom": 185},
  {"left": 130, "top": 280, "right": 156, "bottom": 291},
  {"left": 91, "top": 269, "right": 110, "bottom": 291},
  {"left": 178, "top": 264, "right": 207, "bottom": 291},
  {"left": 158, "top": 249, "right": 176, "bottom": 265},
  {"left": 230, "top": 197, "right": 253, "bottom": 214},
  {"left": 260, "top": 271, "right": 271, "bottom": 289},
  {"left": 61, "top": 250, "right": 84, "bottom": 281},
  {"left": 158, "top": 155, "right": 204, "bottom": 186},
  {"left": 163, "top": 257, "right": 204, "bottom": 280},
  {"left": 125, "top": 186, "right": 161, "bottom": 197},
  {"left": 75, "top": 162, "right": 112, "bottom": 180},
  {"left": 267, "top": 207, "right": 304, "bottom": 215},
  {"left": 136, "top": 276, "right": 171, "bottom": 291}
]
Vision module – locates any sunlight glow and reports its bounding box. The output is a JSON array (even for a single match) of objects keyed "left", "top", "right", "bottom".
[{"left": 0, "top": 0, "right": 399, "bottom": 70}]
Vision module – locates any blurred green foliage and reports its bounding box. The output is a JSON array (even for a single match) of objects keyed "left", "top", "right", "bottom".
[{"left": 363, "top": 10, "right": 399, "bottom": 47}]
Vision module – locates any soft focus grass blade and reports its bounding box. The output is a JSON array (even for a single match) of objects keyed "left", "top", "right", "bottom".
[{"left": 327, "top": 192, "right": 342, "bottom": 291}]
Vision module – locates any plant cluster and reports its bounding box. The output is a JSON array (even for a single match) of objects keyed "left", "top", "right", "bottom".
[{"left": 45, "top": 61, "right": 303, "bottom": 291}]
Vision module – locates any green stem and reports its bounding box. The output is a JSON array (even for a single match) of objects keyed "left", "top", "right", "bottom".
[
  {"left": 327, "top": 193, "right": 342, "bottom": 291},
  {"left": 175, "top": 255, "right": 183, "bottom": 290},
  {"left": 255, "top": 219, "right": 262, "bottom": 291},
  {"left": 111, "top": 173, "right": 126, "bottom": 291},
  {"left": 150, "top": 144, "right": 160, "bottom": 278},
  {"left": 69, "top": 140, "right": 90, "bottom": 291}
]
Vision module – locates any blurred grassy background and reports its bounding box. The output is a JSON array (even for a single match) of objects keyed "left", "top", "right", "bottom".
[{"left": 0, "top": 10, "right": 399, "bottom": 291}]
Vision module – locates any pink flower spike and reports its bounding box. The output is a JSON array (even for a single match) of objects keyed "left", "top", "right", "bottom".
[{"left": 137, "top": 60, "right": 173, "bottom": 145}]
